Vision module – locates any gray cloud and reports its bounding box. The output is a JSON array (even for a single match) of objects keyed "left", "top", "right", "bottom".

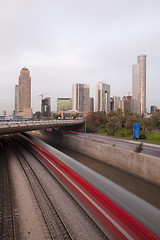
[{"left": 0, "top": 0, "right": 160, "bottom": 114}]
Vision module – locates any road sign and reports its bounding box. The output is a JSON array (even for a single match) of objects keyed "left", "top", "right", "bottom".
[{"left": 133, "top": 123, "right": 139, "bottom": 138}]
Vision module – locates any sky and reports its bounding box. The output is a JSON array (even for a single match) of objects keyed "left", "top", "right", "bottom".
[{"left": 0, "top": 0, "right": 160, "bottom": 115}]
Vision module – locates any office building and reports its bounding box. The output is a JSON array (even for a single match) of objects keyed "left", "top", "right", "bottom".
[
  {"left": 150, "top": 105, "right": 157, "bottom": 114},
  {"left": 90, "top": 97, "right": 94, "bottom": 112},
  {"left": 95, "top": 82, "right": 110, "bottom": 113},
  {"left": 113, "top": 96, "right": 121, "bottom": 111},
  {"left": 72, "top": 83, "right": 90, "bottom": 112},
  {"left": 57, "top": 98, "right": 72, "bottom": 112},
  {"left": 18, "top": 67, "right": 32, "bottom": 118},
  {"left": 15, "top": 85, "right": 18, "bottom": 115},
  {"left": 42, "top": 97, "right": 51, "bottom": 117},
  {"left": 110, "top": 97, "right": 114, "bottom": 111},
  {"left": 121, "top": 96, "right": 132, "bottom": 112},
  {"left": 132, "top": 55, "right": 147, "bottom": 115}
]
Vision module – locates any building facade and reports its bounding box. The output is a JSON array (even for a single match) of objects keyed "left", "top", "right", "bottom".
[
  {"left": 112, "top": 96, "right": 121, "bottom": 111},
  {"left": 150, "top": 105, "right": 157, "bottom": 114},
  {"left": 90, "top": 97, "right": 94, "bottom": 112},
  {"left": 95, "top": 82, "right": 110, "bottom": 113},
  {"left": 18, "top": 67, "right": 32, "bottom": 118},
  {"left": 57, "top": 98, "right": 72, "bottom": 111},
  {"left": 42, "top": 97, "right": 51, "bottom": 117},
  {"left": 15, "top": 84, "right": 19, "bottom": 115},
  {"left": 121, "top": 96, "right": 132, "bottom": 112},
  {"left": 72, "top": 83, "right": 90, "bottom": 112},
  {"left": 132, "top": 55, "right": 146, "bottom": 115}
]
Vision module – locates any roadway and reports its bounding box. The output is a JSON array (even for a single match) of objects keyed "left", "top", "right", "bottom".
[
  {"left": 70, "top": 132, "right": 160, "bottom": 158},
  {"left": 0, "top": 119, "right": 84, "bottom": 135}
]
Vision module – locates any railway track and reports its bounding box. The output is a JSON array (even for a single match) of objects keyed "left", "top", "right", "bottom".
[
  {"left": 5, "top": 136, "right": 73, "bottom": 240},
  {"left": 0, "top": 141, "right": 17, "bottom": 240}
]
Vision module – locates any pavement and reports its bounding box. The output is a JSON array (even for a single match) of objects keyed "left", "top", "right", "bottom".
[{"left": 69, "top": 132, "right": 160, "bottom": 158}]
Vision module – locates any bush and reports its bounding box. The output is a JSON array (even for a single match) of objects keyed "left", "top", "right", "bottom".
[
  {"left": 135, "top": 143, "right": 143, "bottom": 153},
  {"left": 120, "top": 133, "right": 126, "bottom": 137},
  {"left": 139, "top": 134, "right": 147, "bottom": 139}
]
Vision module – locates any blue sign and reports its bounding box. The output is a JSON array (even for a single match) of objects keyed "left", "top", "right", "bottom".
[{"left": 133, "top": 123, "right": 139, "bottom": 138}]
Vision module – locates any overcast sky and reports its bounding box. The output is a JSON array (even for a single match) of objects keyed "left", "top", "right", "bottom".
[{"left": 0, "top": 0, "right": 160, "bottom": 115}]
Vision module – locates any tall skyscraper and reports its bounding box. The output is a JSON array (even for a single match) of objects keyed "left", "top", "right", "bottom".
[
  {"left": 18, "top": 67, "right": 32, "bottom": 118},
  {"left": 132, "top": 55, "right": 147, "bottom": 115},
  {"left": 15, "top": 84, "right": 19, "bottom": 115},
  {"left": 95, "top": 82, "right": 110, "bottom": 113},
  {"left": 72, "top": 83, "right": 90, "bottom": 112}
]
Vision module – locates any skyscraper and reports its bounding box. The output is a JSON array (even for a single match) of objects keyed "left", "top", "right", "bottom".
[
  {"left": 72, "top": 83, "right": 90, "bottom": 112},
  {"left": 95, "top": 82, "right": 110, "bottom": 113},
  {"left": 132, "top": 55, "right": 147, "bottom": 115},
  {"left": 18, "top": 67, "right": 32, "bottom": 118},
  {"left": 15, "top": 84, "right": 19, "bottom": 115}
]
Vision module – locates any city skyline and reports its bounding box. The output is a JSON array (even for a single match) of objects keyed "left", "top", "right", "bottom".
[{"left": 0, "top": 0, "right": 160, "bottom": 114}]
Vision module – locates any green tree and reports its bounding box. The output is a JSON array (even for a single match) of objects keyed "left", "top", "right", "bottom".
[
  {"left": 85, "top": 112, "right": 100, "bottom": 132},
  {"left": 126, "top": 114, "right": 140, "bottom": 133},
  {"left": 96, "top": 111, "right": 107, "bottom": 124},
  {"left": 107, "top": 116, "right": 121, "bottom": 136},
  {"left": 141, "top": 117, "right": 151, "bottom": 132},
  {"left": 151, "top": 109, "right": 160, "bottom": 128}
]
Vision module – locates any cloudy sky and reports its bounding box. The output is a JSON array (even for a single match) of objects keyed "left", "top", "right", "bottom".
[{"left": 0, "top": 0, "right": 160, "bottom": 114}]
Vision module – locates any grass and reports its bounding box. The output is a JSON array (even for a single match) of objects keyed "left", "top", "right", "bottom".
[{"left": 95, "top": 125, "right": 160, "bottom": 144}]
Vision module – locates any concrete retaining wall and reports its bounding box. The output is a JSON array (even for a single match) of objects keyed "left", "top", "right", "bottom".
[{"left": 44, "top": 132, "right": 160, "bottom": 186}]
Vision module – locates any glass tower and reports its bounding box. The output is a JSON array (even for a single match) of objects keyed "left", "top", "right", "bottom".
[{"left": 132, "top": 55, "right": 146, "bottom": 115}]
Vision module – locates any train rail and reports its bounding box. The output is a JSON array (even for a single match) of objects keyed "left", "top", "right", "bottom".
[
  {"left": 0, "top": 141, "right": 17, "bottom": 240},
  {"left": 5, "top": 136, "right": 73, "bottom": 240}
]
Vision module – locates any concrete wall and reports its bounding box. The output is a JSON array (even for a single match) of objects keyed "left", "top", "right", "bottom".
[{"left": 44, "top": 132, "right": 160, "bottom": 186}]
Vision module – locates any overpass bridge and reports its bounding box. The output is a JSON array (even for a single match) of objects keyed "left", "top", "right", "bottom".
[{"left": 0, "top": 119, "right": 84, "bottom": 135}]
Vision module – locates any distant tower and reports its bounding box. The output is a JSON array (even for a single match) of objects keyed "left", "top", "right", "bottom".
[
  {"left": 15, "top": 84, "right": 19, "bottom": 115},
  {"left": 18, "top": 67, "right": 32, "bottom": 118},
  {"left": 95, "top": 82, "right": 110, "bottom": 113},
  {"left": 42, "top": 97, "right": 51, "bottom": 117},
  {"left": 132, "top": 55, "right": 147, "bottom": 115},
  {"left": 72, "top": 83, "right": 90, "bottom": 112}
]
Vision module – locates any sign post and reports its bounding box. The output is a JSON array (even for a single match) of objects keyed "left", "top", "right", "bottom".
[{"left": 133, "top": 123, "right": 139, "bottom": 139}]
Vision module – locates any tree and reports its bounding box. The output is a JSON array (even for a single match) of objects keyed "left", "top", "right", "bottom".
[
  {"left": 151, "top": 109, "right": 160, "bottom": 128},
  {"left": 85, "top": 112, "right": 100, "bottom": 132},
  {"left": 96, "top": 111, "right": 107, "bottom": 124},
  {"left": 107, "top": 116, "right": 121, "bottom": 136},
  {"left": 141, "top": 117, "right": 151, "bottom": 132},
  {"left": 126, "top": 114, "right": 140, "bottom": 133}
]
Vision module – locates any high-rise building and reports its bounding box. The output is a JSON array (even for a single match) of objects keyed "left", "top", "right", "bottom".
[
  {"left": 132, "top": 55, "right": 146, "bottom": 115},
  {"left": 72, "top": 83, "right": 90, "bottom": 112},
  {"left": 18, "top": 67, "right": 32, "bottom": 118},
  {"left": 95, "top": 82, "right": 110, "bottom": 113},
  {"left": 57, "top": 98, "right": 72, "bottom": 111},
  {"left": 90, "top": 97, "right": 94, "bottom": 112},
  {"left": 150, "top": 105, "right": 157, "bottom": 114},
  {"left": 15, "top": 84, "right": 18, "bottom": 115},
  {"left": 112, "top": 96, "right": 121, "bottom": 111},
  {"left": 42, "top": 97, "right": 51, "bottom": 117},
  {"left": 121, "top": 96, "right": 132, "bottom": 112}
]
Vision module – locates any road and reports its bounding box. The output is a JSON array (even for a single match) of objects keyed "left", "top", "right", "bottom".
[{"left": 72, "top": 132, "right": 160, "bottom": 158}]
